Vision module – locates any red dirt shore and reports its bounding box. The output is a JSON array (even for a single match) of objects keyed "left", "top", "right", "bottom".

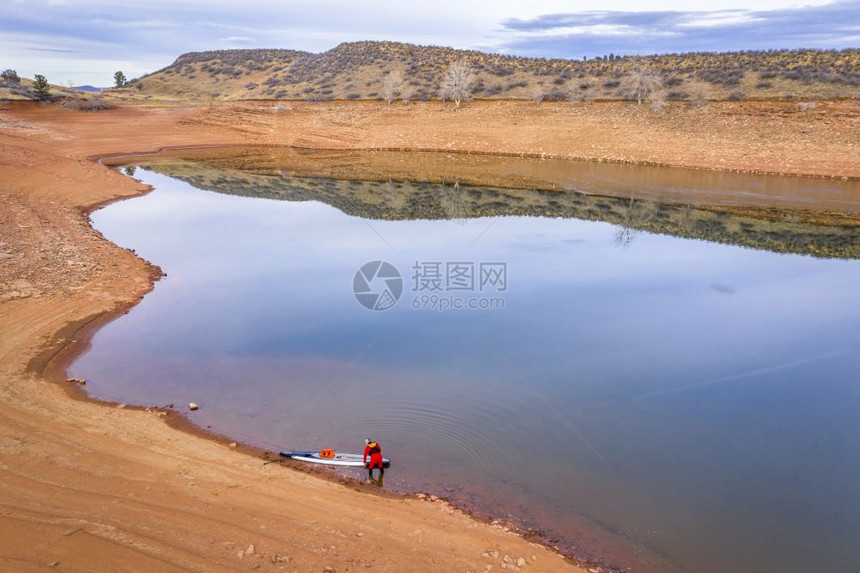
[{"left": 1, "top": 99, "right": 858, "bottom": 572}]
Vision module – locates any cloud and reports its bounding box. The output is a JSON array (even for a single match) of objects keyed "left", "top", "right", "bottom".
[
  {"left": 220, "top": 36, "right": 256, "bottom": 44},
  {"left": 498, "top": 1, "right": 860, "bottom": 57}
]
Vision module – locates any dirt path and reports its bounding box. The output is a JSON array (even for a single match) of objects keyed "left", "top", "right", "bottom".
[{"left": 1, "top": 99, "right": 857, "bottom": 572}]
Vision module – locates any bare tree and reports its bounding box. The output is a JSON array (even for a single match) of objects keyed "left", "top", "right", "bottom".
[
  {"left": 440, "top": 60, "right": 475, "bottom": 108},
  {"left": 624, "top": 58, "right": 662, "bottom": 105},
  {"left": 382, "top": 69, "right": 404, "bottom": 106}
]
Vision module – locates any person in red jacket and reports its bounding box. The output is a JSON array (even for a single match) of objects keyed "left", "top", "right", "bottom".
[{"left": 363, "top": 438, "right": 384, "bottom": 477}]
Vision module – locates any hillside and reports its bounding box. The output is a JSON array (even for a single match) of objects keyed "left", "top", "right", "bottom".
[{"left": 116, "top": 41, "right": 860, "bottom": 103}]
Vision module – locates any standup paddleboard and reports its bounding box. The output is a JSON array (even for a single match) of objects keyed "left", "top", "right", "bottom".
[{"left": 280, "top": 450, "right": 391, "bottom": 468}]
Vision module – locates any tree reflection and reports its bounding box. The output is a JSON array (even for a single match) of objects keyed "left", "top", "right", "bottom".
[
  {"left": 614, "top": 197, "right": 656, "bottom": 248},
  {"left": 442, "top": 180, "right": 468, "bottom": 226}
]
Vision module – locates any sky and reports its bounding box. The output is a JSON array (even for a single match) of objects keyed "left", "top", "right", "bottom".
[{"left": 3, "top": 0, "right": 858, "bottom": 86}]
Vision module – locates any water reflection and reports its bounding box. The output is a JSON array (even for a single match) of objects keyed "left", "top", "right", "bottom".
[{"left": 132, "top": 153, "right": 860, "bottom": 259}]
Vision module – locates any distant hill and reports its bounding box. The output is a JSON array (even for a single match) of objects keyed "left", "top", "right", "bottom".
[
  {"left": 117, "top": 41, "right": 860, "bottom": 103},
  {"left": 74, "top": 85, "right": 103, "bottom": 93}
]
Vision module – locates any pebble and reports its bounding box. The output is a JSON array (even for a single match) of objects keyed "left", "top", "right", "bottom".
[
  {"left": 503, "top": 555, "right": 513, "bottom": 564},
  {"left": 188, "top": 402, "right": 199, "bottom": 411},
  {"left": 516, "top": 557, "right": 526, "bottom": 567},
  {"left": 66, "top": 377, "right": 86, "bottom": 385},
  {"left": 228, "top": 442, "right": 237, "bottom": 448},
  {"left": 246, "top": 544, "right": 254, "bottom": 555}
]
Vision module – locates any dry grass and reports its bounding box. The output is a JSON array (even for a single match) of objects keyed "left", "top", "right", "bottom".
[{"left": 111, "top": 42, "right": 860, "bottom": 104}]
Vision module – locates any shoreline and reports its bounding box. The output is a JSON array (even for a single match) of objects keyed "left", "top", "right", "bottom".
[
  {"left": 101, "top": 141, "right": 860, "bottom": 182},
  {"left": 1, "top": 99, "right": 857, "bottom": 572}
]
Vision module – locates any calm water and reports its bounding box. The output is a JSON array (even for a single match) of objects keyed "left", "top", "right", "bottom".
[{"left": 72, "top": 164, "right": 860, "bottom": 573}]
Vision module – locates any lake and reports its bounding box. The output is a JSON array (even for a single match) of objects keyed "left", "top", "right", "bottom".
[{"left": 72, "top": 151, "right": 860, "bottom": 573}]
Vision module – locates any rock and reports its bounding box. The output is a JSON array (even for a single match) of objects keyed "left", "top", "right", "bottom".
[
  {"left": 228, "top": 442, "right": 237, "bottom": 448},
  {"left": 503, "top": 555, "right": 513, "bottom": 564},
  {"left": 324, "top": 567, "right": 336, "bottom": 573},
  {"left": 188, "top": 402, "right": 199, "bottom": 411},
  {"left": 66, "top": 377, "right": 86, "bottom": 385},
  {"left": 429, "top": 495, "right": 438, "bottom": 502},
  {"left": 516, "top": 557, "right": 526, "bottom": 567},
  {"left": 246, "top": 544, "right": 254, "bottom": 555}
]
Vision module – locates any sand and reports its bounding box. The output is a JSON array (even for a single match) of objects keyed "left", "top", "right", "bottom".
[{"left": 1, "top": 99, "right": 858, "bottom": 572}]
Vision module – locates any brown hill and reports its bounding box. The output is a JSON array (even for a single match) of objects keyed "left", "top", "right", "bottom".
[{"left": 116, "top": 41, "right": 860, "bottom": 103}]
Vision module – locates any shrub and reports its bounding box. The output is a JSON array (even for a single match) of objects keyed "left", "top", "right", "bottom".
[
  {"left": 60, "top": 94, "right": 112, "bottom": 111},
  {"left": 688, "top": 82, "right": 709, "bottom": 108},
  {"left": 1, "top": 69, "right": 20, "bottom": 84}
]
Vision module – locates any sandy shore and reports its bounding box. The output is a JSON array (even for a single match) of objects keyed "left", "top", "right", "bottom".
[{"left": 1, "top": 99, "right": 858, "bottom": 572}]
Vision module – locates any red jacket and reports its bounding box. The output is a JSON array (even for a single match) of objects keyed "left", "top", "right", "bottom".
[{"left": 363, "top": 441, "right": 381, "bottom": 464}]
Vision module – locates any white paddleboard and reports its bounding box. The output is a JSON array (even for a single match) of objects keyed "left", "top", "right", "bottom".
[{"left": 280, "top": 450, "right": 391, "bottom": 467}]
